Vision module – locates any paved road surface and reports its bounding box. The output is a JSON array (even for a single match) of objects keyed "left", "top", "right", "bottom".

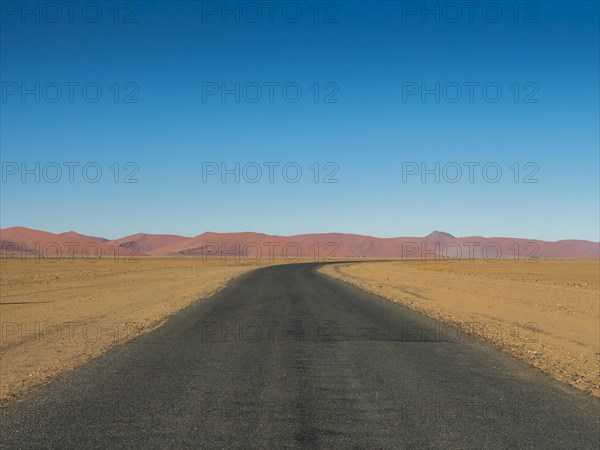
[{"left": 1, "top": 263, "right": 599, "bottom": 449}]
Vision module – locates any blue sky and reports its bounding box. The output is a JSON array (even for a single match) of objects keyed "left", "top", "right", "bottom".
[{"left": 1, "top": 1, "right": 598, "bottom": 241}]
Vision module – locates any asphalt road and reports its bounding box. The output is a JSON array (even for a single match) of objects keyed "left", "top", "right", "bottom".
[{"left": 1, "top": 263, "right": 599, "bottom": 449}]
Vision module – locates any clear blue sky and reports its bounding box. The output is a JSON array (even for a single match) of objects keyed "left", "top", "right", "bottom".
[{"left": 1, "top": 1, "right": 598, "bottom": 241}]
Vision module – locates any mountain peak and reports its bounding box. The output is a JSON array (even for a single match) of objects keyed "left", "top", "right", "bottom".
[{"left": 425, "top": 231, "right": 455, "bottom": 239}]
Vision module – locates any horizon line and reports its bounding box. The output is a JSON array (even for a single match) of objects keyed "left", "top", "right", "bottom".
[{"left": 1, "top": 225, "right": 599, "bottom": 244}]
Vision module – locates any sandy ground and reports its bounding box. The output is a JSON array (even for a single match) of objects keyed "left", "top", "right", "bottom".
[
  {"left": 0, "top": 258, "right": 273, "bottom": 404},
  {"left": 320, "top": 260, "right": 600, "bottom": 397}
]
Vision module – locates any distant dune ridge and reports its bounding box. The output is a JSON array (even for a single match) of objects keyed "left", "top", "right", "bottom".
[
  {"left": 110, "top": 233, "right": 189, "bottom": 254},
  {"left": 0, "top": 226, "right": 598, "bottom": 259}
]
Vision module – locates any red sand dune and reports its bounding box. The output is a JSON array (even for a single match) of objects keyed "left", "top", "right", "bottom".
[
  {"left": 60, "top": 231, "right": 109, "bottom": 243},
  {"left": 108, "top": 233, "right": 190, "bottom": 255},
  {"left": 0, "top": 227, "right": 141, "bottom": 258},
  {"left": 147, "top": 232, "right": 354, "bottom": 259},
  {"left": 1, "top": 227, "right": 598, "bottom": 259}
]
